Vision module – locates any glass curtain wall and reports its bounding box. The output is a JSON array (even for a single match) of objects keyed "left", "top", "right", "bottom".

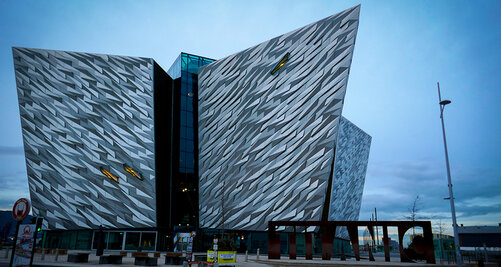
[
  {"left": 42, "top": 230, "right": 93, "bottom": 250},
  {"left": 90, "top": 231, "right": 157, "bottom": 251},
  {"left": 179, "top": 53, "right": 214, "bottom": 174},
  {"left": 171, "top": 53, "right": 214, "bottom": 227}
]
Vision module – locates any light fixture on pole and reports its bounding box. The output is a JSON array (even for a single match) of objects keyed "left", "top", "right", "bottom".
[{"left": 437, "top": 82, "right": 462, "bottom": 267}]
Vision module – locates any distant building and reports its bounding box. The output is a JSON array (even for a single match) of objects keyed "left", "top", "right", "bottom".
[
  {"left": 458, "top": 225, "right": 501, "bottom": 248},
  {"left": 388, "top": 237, "right": 399, "bottom": 252},
  {"left": 433, "top": 234, "right": 455, "bottom": 261},
  {"left": 458, "top": 225, "right": 501, "bottom": 264}
]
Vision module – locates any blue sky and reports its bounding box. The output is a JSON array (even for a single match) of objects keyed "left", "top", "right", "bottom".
[{"left": 1, "top": 0, "right": 500, "bottom": 234}]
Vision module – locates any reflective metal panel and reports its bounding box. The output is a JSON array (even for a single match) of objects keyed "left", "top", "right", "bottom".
[
  {"left": 13, "top": 47, "right": 157, "bottom": 230},
  {"left": 198, "top": 6, "right": 362, "bottom": 231}
]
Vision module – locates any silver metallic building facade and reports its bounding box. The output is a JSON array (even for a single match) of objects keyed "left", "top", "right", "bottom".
[
  {"left": 329, "top": 116, "right": 371, "bottom": 238},
  {"left": 198, "top": 6, "right": 370, "bottom": 231},
  {"left": 13, "top": 47, "right": 158, "bottom": 230},
  {"left": 14, "top": 5, "right": 370, "bottom": 234},
  {"left": 329, "top": 117, "right": 371, "bottom": 223}
]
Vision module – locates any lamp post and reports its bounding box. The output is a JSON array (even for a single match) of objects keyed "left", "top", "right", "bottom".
[{"left": 437, "top": 82, "right": 462, "bottom": 267}]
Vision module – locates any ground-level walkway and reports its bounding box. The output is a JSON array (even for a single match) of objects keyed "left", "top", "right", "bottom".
[{"left": 0, "top": 249, "right": 497, "bottom": 267}]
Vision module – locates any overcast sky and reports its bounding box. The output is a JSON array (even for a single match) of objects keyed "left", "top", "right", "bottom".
[{"left": 1, "top": 0, "right": 500, "bottom": 235}]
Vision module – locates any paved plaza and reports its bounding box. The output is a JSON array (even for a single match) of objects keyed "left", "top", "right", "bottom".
[{"left": 2, "top": 249, "right": 492, "bottom": 267}]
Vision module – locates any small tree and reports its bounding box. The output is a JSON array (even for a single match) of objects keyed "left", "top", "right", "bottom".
[{"left": 404, "top": 195, "right": 426, "bottom": 236}]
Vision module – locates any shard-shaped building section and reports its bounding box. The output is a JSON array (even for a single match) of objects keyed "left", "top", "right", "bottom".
[
  {"left": 198, "top": 6, "right": 362, "bottom": 231},
  {"left": 329, "top": 116, "right": 371, "bottom": 238},
  {"left": 13, "top": 47, "right": 172, "bottom": 230}
]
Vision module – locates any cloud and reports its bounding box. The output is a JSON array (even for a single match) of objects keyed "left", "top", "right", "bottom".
[
  {"left": 0, "top": 146, "right": 24, "bottom": 156},
  {"left": 360, "top": 159, "right": 501, "bottom": 228},
  {"left": 0, "top": 171, "right": 30, "bottom": 210}
]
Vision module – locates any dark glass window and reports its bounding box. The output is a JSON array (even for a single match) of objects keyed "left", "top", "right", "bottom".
[
  {"left": 186, "top": 140, "right": 194, "bottom": 152},
  {"left": 180, "top": 152, "right": 186, "bottom": 167},
  {"left": 75, "top": 231, "right": 92, "bottom": 250},
  {"left": 141, "top": 233, "right": 156, "bottom": 251},
  {"left": 93, "top": 232, "right": 109, "bottom": 249},
  {"left": 171, "top": 53, "right": 215, "bottom": 225},
  {"left": 180, "top": 111, "right": 187, "bottom": 126},
  {"left": 125, "top": 232, "right": 140, "bottom": 250},
  {"left": 107, "top": 232, "right": 124, "bottom": 250},
  {"left": 180, "top": 140, "right": 186, "bottom": 152},
  {"left": 271, "top": 52, "right": 290, "bottom": 75},
  {"left": 186, "top": 127, "right": 194, "bottom": 140},
  {"left": 186, "top": 153, "right": 194, "bottom": 169}
]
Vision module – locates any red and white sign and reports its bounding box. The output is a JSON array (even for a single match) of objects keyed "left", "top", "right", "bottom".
[
  {"left": 12, "top": 198, "right": 30, "bottom": 221},
  {"left": 13, "top": 224, "right": 35, "bottom": 267}
]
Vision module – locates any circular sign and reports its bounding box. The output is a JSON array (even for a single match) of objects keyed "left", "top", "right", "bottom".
[{"left": 12, "top": 198, "right": 30, "bottom": 221}]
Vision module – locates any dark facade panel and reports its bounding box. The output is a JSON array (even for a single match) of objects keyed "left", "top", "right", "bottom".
[{"left": 153, "top": 61, "right": 173, "bottom": 228}]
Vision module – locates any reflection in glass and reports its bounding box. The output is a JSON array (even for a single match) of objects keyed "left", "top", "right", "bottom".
[
  {"left": 92, "top": 232, "right": 109, "bottom": 249},
  {"left": 271, "top": 52, "right": 290, "bottom": 75},
  {"left": 141, "top": 232, "right": 156, "bottom": 250},
  {"left": 125, "top": 232, "right": 140, "bottom": 250},
  {"left": 123, "top": 165, "right": 144, "bottom": 181},
  {"left": 107, "top": 232, "right": 124, "bottom": 250},
  {"left": 100, "top": 167, "right": 119, "bottom": 183}
]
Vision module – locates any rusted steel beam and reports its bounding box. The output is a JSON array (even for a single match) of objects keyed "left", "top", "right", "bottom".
[
  {"left": 383, "top": 226, "right": 390, "bottom": 262},
  {"left": 321, "top": 226, "right": 335, "bottom": 260},
  {"left": 305, "top": 232, "right": 313, "bottom": 260},
  {"left": 347, "top": 225, "right": 360, "bottom": 261},
  {"left": 267, "top": 220, "right": 435, "bottom": 263},
  {"left": 269, "top": 220, "right": 433, "bottom": 228},
  {"left": 422, "top": 222, "right": 436, "bottom": 264},
  {"left": 268, "top": 222, "right": 280, "bottom": 259},
  {"left": 398, "top": 225, "right": 412, "bottom": 262}
]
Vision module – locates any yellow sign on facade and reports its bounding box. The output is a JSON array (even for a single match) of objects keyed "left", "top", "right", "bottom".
[{"left": 207, "top": 251, "right": 236, "bottom": 265}]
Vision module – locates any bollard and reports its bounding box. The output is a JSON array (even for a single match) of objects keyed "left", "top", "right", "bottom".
[
  {"left": 41, "top": 249, "right": 45, "bottom": 260},
  {"left": 256, "top": 248, "right": 260, "bottom": 260},
  {"left": 4, "top": 248, "right": 9, "bottom": 259},
  {"left": 483, "top": 243, "right": 488, "bottom": 263},
  {"left": 245, "top": 250, "right": 248, "bottom": 262},
  {"left": 55, "top": 249, "right": 59, "bottom": 261}
]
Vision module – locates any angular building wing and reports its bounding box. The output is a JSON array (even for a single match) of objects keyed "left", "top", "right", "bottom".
[
  {"left": 329, "top": 117, "right": 371, "bottom": 223},
  {"left": 198, "top": 6, "right": 364, "bottom": 231},
  {"left": 329, "top": 116, "right": 371, "bottom": 238},
  {"left": 13, "top": 47, "right": 164, "bottom": 230}
]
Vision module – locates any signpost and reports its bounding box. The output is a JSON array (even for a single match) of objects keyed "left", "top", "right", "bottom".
[
  {"left": 9, "top": 198, "right": 31, "bottom": 267},
  {"left": 12, "top": 199, "right": 30, "bottom": 221},
  {"left": 12, "top": 224, "right": 36, "bottom": 267},
  {"left": 207, "top": 250, "right": 236, "bottom": 266},
  {"left": 185, "top": 231, "right": 196, "bottom": 262},
  {"left": 29, "top": 218, "right": 43, "bottom": 267},
  {"left": 213, "top": 238, "right": 218, "bottom": 265}
]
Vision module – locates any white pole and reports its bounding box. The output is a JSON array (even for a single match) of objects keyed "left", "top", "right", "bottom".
[{"left": 437, "top": 82, "right": 462, "bottom": 267}]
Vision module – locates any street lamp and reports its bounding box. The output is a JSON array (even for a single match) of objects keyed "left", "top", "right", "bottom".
[{"left": 437, "top": 82, "right": 462, "bottom": 267}]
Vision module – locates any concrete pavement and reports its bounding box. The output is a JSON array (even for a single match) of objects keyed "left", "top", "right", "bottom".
[{"left": 1, "top": 249, "right": 496, "bottom": 266}]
